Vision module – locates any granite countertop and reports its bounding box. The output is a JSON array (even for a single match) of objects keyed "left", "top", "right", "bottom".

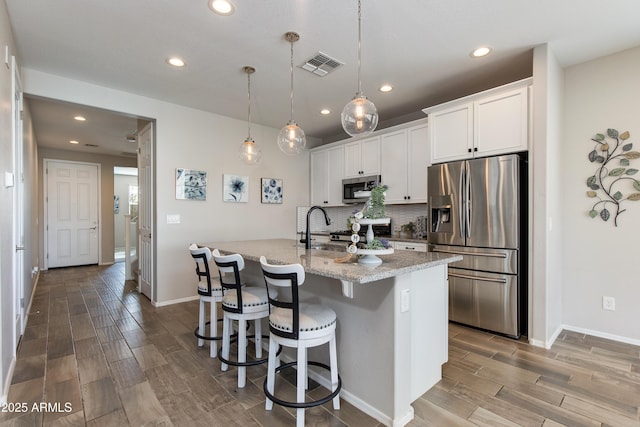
[
  {"left": 310, "top": 231, "right": 428, "bottom": 244},
  {"left": 202, "top": 239, "right": 461, "bottom": 285}
]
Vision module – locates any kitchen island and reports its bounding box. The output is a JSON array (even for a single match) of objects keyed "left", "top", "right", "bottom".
[{"left": 203, "top": 239, "right": 461, "bottom": 427}]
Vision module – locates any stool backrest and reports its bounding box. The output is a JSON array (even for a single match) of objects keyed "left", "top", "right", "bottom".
[
  {"left": 212, "top": 249, "right": 245, "bottom": 314},
  {"left": 260, "top": 256, "right": 305, "bottom": 340},
  {"left": 189, "top": 243, "right": 216, "bottom": 296}
]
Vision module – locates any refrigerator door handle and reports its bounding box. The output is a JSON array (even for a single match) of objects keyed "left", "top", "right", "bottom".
[
  {"left": 432, "top": 248, "right": 507, "bottom": 259},
  {"left": 465, "top": 162, "right": 472, "bottom": 238},
  {"left": 448, "top": 272, "right": 507, "bottom": 284},
  {"left": 458, "top": 163, "right": 465, "bottom": 237}
]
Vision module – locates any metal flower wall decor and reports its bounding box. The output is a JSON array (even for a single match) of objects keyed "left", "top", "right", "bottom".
[{"left": 586, "top": 128, "right": 640, "bottom": 226}]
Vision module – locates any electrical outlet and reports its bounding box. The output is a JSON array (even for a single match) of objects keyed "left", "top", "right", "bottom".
[
  {"left": 602, "top": 296, "right": 615, "bottom": 311},
  {"left": 400, "top": 289, "right": 410, "bottom": 312}
]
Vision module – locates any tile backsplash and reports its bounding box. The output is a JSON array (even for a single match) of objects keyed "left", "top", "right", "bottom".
[{"left": 297, "top": 204, "right": 428, "bottom": 239}]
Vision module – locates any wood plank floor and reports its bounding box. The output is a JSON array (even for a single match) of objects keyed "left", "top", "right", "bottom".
[{"left": 1, "top": 263, "right": 639, "bottom": 426}]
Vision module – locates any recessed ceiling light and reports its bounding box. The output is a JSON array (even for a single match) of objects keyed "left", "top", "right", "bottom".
[
  {"left": 320, "top": 109, "right": 331, "bottom": 115},
  {"left": 166, "top": 57, "right": 185, "bottom": 67},
  {"left": 379, "top": 84, "right": 393, "bottom": 92},
  {"left": 69, "top": 140, "right": 79, "bottom": 144},
  {"left": 74, "top": 115, "right": 86, "bottom": 121},
  {"left": 471, "top": 46, "right": 492, "bottom": 58},
  {"left": 209, "top": 0, "right": 235, "bottom": 15}
]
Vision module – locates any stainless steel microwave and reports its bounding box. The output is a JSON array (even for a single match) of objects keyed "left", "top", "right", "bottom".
[{"left": 342, "top": 175, "right": 381, "bottom": 204}]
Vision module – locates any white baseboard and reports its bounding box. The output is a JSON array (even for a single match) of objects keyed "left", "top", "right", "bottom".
[
  {"left": 1, "top": 357, "right": 16, "bottom": 406},
  {"left": 152, "top": 295, "right": 199, "bottom": 307},
  {"left": 562, "top": 324, "right": 640, "bottom": 347},
  {"left": 528, "top": 323, "right": 563, "bottom": 349}
]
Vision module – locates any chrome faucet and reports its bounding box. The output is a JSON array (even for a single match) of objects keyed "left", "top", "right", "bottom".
[{"left": 304, "top": 206, "right": 331, "bottom": 249}]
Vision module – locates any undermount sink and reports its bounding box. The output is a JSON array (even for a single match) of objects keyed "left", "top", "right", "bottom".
[{"left": 296, "top": 243, "right": 346, "bottom": 252}]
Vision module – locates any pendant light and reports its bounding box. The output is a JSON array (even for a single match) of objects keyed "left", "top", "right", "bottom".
[
  {"left": 341, "top": 0, "right": 378, "bottom": 137},
  {"left": 239, "top": 66, "right": 262, "bottom": 165},
  {"left": 277, "top": 31, "right": 306, "bottom": 155}
]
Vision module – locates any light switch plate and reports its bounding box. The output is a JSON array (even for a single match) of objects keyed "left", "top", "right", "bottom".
[{"left": 166, "top": 214, "right": 180, "bottom": 224}]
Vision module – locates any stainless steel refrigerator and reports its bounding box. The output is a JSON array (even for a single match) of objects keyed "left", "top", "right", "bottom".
[{"left": 428, "top": 154, "right": 527, "bottom": 338}]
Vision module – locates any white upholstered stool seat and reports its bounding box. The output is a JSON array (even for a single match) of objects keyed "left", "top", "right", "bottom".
[
  {"left": 260, "top": 256, "right": 341, "bottom": 427},
  {"left": 269, "top": 303, "right": 336, "bottom": 340},
  {"left": 213, "top": 249, "right": 273, "bottom": 388},
  {"left": 189, "top": 243, "right": 223, "bottom": 358}
]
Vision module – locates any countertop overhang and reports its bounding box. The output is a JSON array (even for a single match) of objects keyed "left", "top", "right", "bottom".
[{"left": 202, "top": 238, "right": 461, "bottom": 285}]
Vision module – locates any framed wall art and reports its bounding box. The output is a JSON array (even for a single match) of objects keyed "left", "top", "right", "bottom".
[
  {"left": 176, "top": 168, "right": 207, "bottom": 201},
  {"left": 261, "top": 178, "right": 283, "bottom": 204},
  {"left": 223, "top": 174, "right": 249, "bottom": 202}
]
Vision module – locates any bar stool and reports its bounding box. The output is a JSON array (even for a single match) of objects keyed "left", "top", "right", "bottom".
[
  {"left": 260, "top": 256, "right": 341, "bottom": 427},
  {"left": 189, "top": 243, "right": 223, "bottom": 358},
  {"left": 213, "top": 249, "right": 274, "bottom": 388}
]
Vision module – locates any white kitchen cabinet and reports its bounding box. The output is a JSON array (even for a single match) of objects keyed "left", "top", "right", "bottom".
[
  {"left": 473, "top": 86, "right": 529, "bottom": 157},
  {"left": 310, "top": 145, "right": 344, "bottom": 206},
  {"left": 424, "top": 79, "right": 531, "bottom": 164},
  {"left": 390, "top": 241, "right": 427, "bottom": 252},
  {"left": 344, "top": 136, "right": 380, "bottom": 178},
  {"left": 427, "top": 102, "right": 473, "bottom": 163},
  {"left": 380, "top": 122, "right": 429, "bottom": 204}
]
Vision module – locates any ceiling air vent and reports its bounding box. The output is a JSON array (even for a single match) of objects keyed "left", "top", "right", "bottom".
[
  {"left": 301, "top": 52, "right": 343, "bottom": 77},
  {"left": 84, "top": 143, "right": 99, "bottom": 148}
]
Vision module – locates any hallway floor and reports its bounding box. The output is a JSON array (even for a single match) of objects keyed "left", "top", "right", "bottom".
[{"left": 1, "top": 263, "right": 638, "bottom": 426}]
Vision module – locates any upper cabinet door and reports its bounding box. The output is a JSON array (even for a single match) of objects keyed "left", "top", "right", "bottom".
[
  {"left": 344, "top": 136, "right": 380, "bottom": 178},
  {"left": 474, "top": 86, "right": 529, "bottom": 157},
  {"left": 360, "top": 136, "right": 381, "bottom": 176},
  {"left": 407, "top": 124, "right": 429, "bottom": 203},
  {"left": 429, "top": 102, "right": 474, "bottom": 164},
  {"left": 310, "top": 149, "right": 329, "bottom": 205},
  {"left": 343, "top": 140, "right": 362, "bottom": 178},
  {"left": 326, "top": 145, "right": 345, "bottom": 205},
  {"left": 380, "top": 130, "right": 408, "bottom": 204},
  {"left": 310, "top": 145, "right": 345, "bottom": 206}
]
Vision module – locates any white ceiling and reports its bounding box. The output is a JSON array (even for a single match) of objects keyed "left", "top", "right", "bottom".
[{"left": 6, "top": 0, "right": 640, "bottom": 155}]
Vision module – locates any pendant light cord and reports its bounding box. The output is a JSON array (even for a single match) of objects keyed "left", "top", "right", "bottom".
[
  {"left": 289, "top": 39, "right": 294, "bottom": 122},
  {"left": 247, "top": 70, "right": 252, "bottom": 139},
  {"left": 357, "top": 0, "right": 362, "bottom": 94}
]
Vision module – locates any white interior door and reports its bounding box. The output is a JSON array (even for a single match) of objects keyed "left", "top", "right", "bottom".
[
  {"left": 12, "top": 56, "right": 25, "bottom": 344},
  {"left": 137, "top": 123, "right": 154, "bottom": 300},
  {"left": 46, "top": 160, "right": 99, "bottom": 268}
]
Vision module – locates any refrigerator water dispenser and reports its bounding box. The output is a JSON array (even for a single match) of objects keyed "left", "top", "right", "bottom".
[{"left": 429, "top": 195, "right": 452, "bottom": 233}]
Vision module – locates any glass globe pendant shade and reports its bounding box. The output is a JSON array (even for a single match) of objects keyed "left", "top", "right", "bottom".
[
  {"left": 341, "top": 93, "right": 378, "bottom": 137},
  {"left": 238, "top": 137, "right": 262, "bottom": 165},
  {"left": 277, "top": 120, "right": 306, "bottom": 155}
]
